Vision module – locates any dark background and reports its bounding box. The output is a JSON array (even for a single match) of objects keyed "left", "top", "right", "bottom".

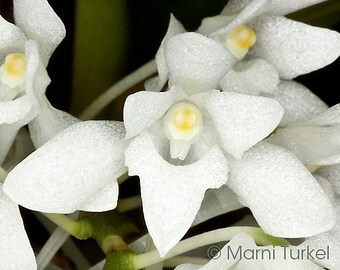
[{"left": 1, "top": 0, "right": 339, "bottom": 115}]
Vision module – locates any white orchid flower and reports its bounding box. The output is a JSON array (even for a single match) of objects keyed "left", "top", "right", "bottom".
[
  {"left": 122, "top": 31, "right": 306, "bottom": 257},
  {"left": 0, "top": 0, "right": 77, "bottom": 164},
  {"left": 175, "top": 233, "right": 340, "bottom": 270},
  {"left": 198, "top": 0, "right": 340, "bottom": 80},
  {"left": 268, "top": 104, "right": 340, "bottom": 166}
]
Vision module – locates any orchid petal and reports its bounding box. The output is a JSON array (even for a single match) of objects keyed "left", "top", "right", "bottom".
[
  {"left": 13, "top": 0, "right": 66, "bottom": 65},
  {"left": 273, "top": 81, "right": 328, "bottom": 126},
  {"left": 124, "top": 86, "right": 187, "bottom": 139},
  {"left": 213, "top": 0, "right": 269, "bottom": 35},
  {"left": 0, "top": 186, "right": 36, "bottom": 270},
  {"left": 145, "top": 14, "right": 185, "bottom": 92},
  {"left": 79, "top": 181, "right": 119, "bottom": 212},
  {"left": 202, "top": 91, "right": 283, "bottom": 158},
  {"left": 316, "top": 165, "right": 340, "bottom": 196},
  {"left": 220, "top": 58, "right": 279, "bottom": 96},
  {"left": 268, "top": 125, "right": 340, "bottom": 165},
  {"left": 125, "top": 132, "right": 229, "bottom": 256},
  {"left": 0, "top": 15, "right": 25, "bottom": 58},
  {"left": 193, "top": 185, "right": 243, "bottom": 226},
  {"left": 4, "top": 121, "right": 127, "bottom": 213},
  {"left": 228, "top": 142, "right": 336, "bottom": 238},
  {"left": 301, "top": 233, "right": 340, "bottom": 270},
  {"left": 249, "top": 15, "right": 340, "bottom": 79},
  {"left": 222, "top": 0, "right": 327, "bottom": 16},
  {"left": 164, "top": 32, "right": 235, "bottom": 94}
]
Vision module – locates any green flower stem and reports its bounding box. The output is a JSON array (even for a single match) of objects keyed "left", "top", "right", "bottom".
[
  {"left": 133, "top": 226, "right": 290, "bottom": 269},
  {"left": 78, "top": 211, "right": 139, "bottom": 254},
  {"left": 116, "top": 195, "right": 142, "bottom": 213},
  {"left": 79, "top": 59, "right": 157, "bottom": 120},
  {"left": 43, "top": 213, "right": 90, "bottom": 239}
]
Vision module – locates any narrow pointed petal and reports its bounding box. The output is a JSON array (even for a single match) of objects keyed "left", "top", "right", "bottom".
[
  {"left": 273, "top": 80, "right": 328, "bottom": 126},
  {"left": 250, "top": 15, "right": 340, "bottom": 79},
  {"left": 125, "top": 132, "right": 229, "bottom": 256},
  {"left": 164, "top": 32, "right": 235, "bottom": 94},
  {"left": 193, "top": 185, "right": 243, "bottom": 225},
  {"left": 13, "top": 0, "right": 66, "bottom": 65},
  {"left": 4, "top": 121, "right": 127, "bottom": 213},
  {"left": 202, "top": 91, "right": 283, "bottom": 158},
  {"left": 228, "top": 142, "right": 336, "bottom": 238},
  {"left": 0, "top": 186, "right": 36, "bottom": 270},
  {"left": 145, "top": 14, "right": 186, "bottom": 92},
  {"left": 124, "top": 86, "right": 187, "bottom": 138},
  {"left": 301, "top": 233, "right": 340, "bottom": 270},
  {"left": 220, "top": 59, "right": 279, "bottom": 96}
]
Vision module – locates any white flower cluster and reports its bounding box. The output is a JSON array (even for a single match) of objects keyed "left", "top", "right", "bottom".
[{"left": 0, "top": 0, "right": 340, "bottom": 269}]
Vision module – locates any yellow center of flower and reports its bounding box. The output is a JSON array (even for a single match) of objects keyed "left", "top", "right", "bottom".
[
  {"left": 3, "top": 53, "right": 26, "bottom": 78},
  {"left": 173, "top": 107, "right": 199, "bottom": 132},
  {"left": 219, "top": 24, "right": 256, "bottom": 59},
  {"left": 164, "top": 102, "right": 203, "bottom": 142}
]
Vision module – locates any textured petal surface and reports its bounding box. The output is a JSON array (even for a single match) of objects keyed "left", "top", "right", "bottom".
[
  {"left": 13, "top": 0, "right": 66, "bottom": 65},
  {"left": 203, "top": 91, "right": 283, "bottom": 158},
  {"left": 4, "top": 121, "right": 127, "bottom": 213},
  {"left": 220, "top": 59, "right": 279, "bottom": 96},
  {"left": 268, "top": 125, "right": 340, "bottom": 165},
  {"left": 316, "top": 165, "right": 340, "bottom": 196},
  {"left": 125, "top": 132, "right": 229, "bottom": 256},
  {"left": 216, "top": 0, "right": 269, "bottom": 35},
  {"left": 301, "top": 233, "right": 340, "bottom": 270},
  {"left": 0, "top": 185, "right": 36, "bottom": 270},
  {"left": 0, "top": 15, "right": 25, "bottom": 57},
  {"left": 193, "top": 185, "right": 243, "bottom": 225},
  {"left": 197, "top": 15, "right": 234, "bottom": 35},
  {"left": 164, "top": 32, "right": 235, "bottom": 94},
  {"left": 79, "top": 181, "right": 119, "bottom": 212},
  {"left": 145, "top": 14, "right": 186, "bottom": 92},
  {"left": 265, "top": 0, "right": 327, "bottom": 15},
  {"left": 124, "top": 86, "right": 187, "bottom": 138},
  {"left": 28, "top": 98, "right": 80, "bottom": 148},
  {"left": 222, "top": 0, "right": 326, "bottom": 16},
  {"left": 273, "top": 80, "right": 328, "bottom": 126},
  {"left": 250, "top": 15, "right": 340, "bottom": 79},
  {"left": 228, "top": 142, "right": 336, "bottom": 238}
]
